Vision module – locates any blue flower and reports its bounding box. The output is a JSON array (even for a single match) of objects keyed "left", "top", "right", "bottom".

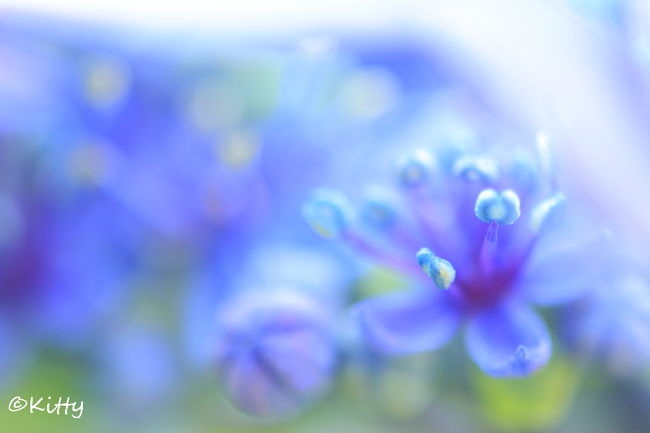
[
  {"left": 214, "top": 290, "right": 338, "bottom": 416},
  {"left": 304, "top": 134, "right": 608, "bottom": 377},
  {"left": 184, "top": 242, "right": 350, "bottom": 370}
]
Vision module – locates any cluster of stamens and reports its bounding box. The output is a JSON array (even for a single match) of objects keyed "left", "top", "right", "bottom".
[{"left": 303, "top": 140, "right": 565, "bottom": 308}]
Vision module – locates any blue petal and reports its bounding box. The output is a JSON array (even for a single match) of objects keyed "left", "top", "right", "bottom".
[
  {"left": 567, "top": 275, "right": 650, "bottom": 374},
  {"left": 355, "top": 288, "right": 460, "bottom": 355},
  {"left": 572, "top": 309, "right": 650, "bottom": 374},
  {"left": 465, "top": 304, "right": 551, "bottom": 377},
  {"left": 519, "top": 222, "right": 607, "bottom": 305}
]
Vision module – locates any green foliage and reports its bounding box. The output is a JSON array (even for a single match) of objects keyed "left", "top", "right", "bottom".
[
  {"left": 0, "top": 355, "right": 94, "bottom": 433},
  {"left": 472, "top": 354, "right": 581, "bottom": 432}
]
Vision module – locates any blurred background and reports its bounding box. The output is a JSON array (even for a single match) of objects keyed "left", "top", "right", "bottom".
[{"left": 1, "top": 1, "right": 650, "bottom": 432}]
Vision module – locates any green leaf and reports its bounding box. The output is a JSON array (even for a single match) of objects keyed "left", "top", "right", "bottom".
[
  {"left": 472, "top": 354, "right": 581, "bottom": 432},
  {"left": 0, "top": 355, "right": 95, "bottom": 433}
]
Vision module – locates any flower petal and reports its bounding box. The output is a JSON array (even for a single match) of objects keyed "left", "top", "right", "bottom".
[
  {"left": 354, "top": 288, "right": 460, "bottom": 355},
  {"left": 566, "top": 275, "right": 650, "bottom": 375},
  {"left": 465, "top": 303, "right": 551, "bottom": 377},
  {"left": 519, "top": 220, "right": 608, "bottom": 305}
]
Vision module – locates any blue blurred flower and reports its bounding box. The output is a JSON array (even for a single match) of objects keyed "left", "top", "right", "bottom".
[
  {"left": 304, "top": 132, "right": 609, "bottom": 377},
  {"left": 214, "top": 290, "right": 339, "bottom": 417},
  {"left": 202, "top": 240, "right": 349, "bottom": 417}
]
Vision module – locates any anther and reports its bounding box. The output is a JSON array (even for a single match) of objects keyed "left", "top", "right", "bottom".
[
  {"left": 302, "top": 188, "right": 354, "bottom": 239},
  {"left": 474, "top": 189, "right": 521, "bottom": 225},
  {"left": 452, "top": 156, "right": 499, "bottom": 183},
  {"left": 416, "top": 247, "right": 456, "bottom": 290},
  {"left": 360, "top": 187, "right": 398, "bottom": 231},
  {"left": 398, "top": 149, "right": 435, "bottom": 188}
]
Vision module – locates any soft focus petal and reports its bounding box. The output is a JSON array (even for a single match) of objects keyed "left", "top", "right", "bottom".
[
  {"left": 565, "top": 274, "right": 650, "bottom": 375},
  {"left": 465, "top": 303, "right": 551, "bottom": 377},
  {"left": 355, "top": 288, "right": 460, "bottom": 355},
  {"left": 582, "top": 313, "right": 650, "bottom": 375},
  {"left": 519, "top": 211, "right": 607, "bottom": 305}
]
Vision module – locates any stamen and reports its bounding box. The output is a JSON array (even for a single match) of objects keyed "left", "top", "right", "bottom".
[
  {"left": 452, "top": 156, "right": 499, "bottom": 183},
  {"left": 347, "top": 234, "right": 421, "bottom": 277},
  {"left": 402, "top": 186, "right": 459, "bottom": 260},
  {"left": 474, "top": 189, "right": 521, "bottom": 225},
  {"left": 479, "top": 221, "right": 500, "bottom": 274},
  {"left": 398, "top": 149, "right": 435, "bottom": 188},
  {"left": 360, "top": 187, "right": 398, "bottom": 231},
  {"left": 530, "top": 193, "right": 566, "bottom": 232},
  {"left": 435, "top": 132, "right": 476, "bottom": 173},
  {"left": 302, "top": 188, "right": 354, "bottom": 239},
  {"left": 416, "top": 247, "right": 456, "bottom": 290},
  {"left": 304, "top": 189, "right": 422, "bottom": 277},
  {"left": 362, "top": 187, "right": 420, "bottom": 248}
]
